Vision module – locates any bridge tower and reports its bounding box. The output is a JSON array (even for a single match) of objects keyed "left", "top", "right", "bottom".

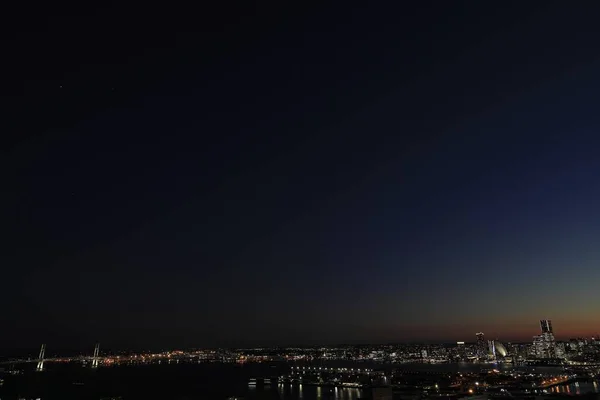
[
  {"left": 91, "top": 343, "right": 100, "bottom": 368},
  {"left": 36, "top": 344, "right": 46, "bottom": 372}
]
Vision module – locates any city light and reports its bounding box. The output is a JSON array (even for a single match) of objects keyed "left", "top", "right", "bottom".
[{"left": 4, "top": 318, "right": 599, "bottom": 399}]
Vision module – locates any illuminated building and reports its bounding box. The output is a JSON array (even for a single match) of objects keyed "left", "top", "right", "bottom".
[
  {"left": 488, "top": 340, "right": 496, "bottom": 360},
  {"left": 476, "top": 333, "right": 486, "bottom": 358},
  {"left": 568, "top": 339, "right": 580, "bottom": 352},
  {"left": 485, "top": 340, "right": 507, "bottom": 360},
  {"left": 456, "top": 342, "right": 466, "bottom": 359},
  {"left": 555, "top": 342, "right": 566, "bottom": 358},
  {"left": 533, "top": 319, "right": 558, "bottom": 358},
  {"left": 533, "top": 335, "right": 550, "bottom": 358},
  {"left": 507, "top": 342, "right": 526, "bottom": 359},
  {"left": 494, "top": 341, "right": 508, "bottom": 357},
  {"left": 540, "top": 320, "right": 553, "bottom": 334}
]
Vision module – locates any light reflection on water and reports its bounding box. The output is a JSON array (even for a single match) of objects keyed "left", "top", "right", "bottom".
[
  {"left": 277, "top": 383, "right": 362, "bottom": 399},
  {"left": 551, "top": 380, "right": 600, "bottom": 395}
]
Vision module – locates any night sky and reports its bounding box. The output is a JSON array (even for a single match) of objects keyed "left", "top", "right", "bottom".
[{"left": 3, "top": 2, "right": 600, "bottom": 353}]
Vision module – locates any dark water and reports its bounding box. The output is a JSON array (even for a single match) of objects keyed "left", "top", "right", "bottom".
[
  {"left": 0, "top": 361, "right": 596, "bottom": 400},
  {"left": 551, "top": 381, "right": 600, "bottom": 395},
  {"left": 255, "top": 385, "right": 363, "bottom": 400},
  {"left": 0, "top": 362, "right": 365, "bottom": 400}
]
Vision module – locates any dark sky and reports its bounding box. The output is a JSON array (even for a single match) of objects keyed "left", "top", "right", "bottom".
[{"left": 3, "top": 1, "right": 600, "bottom": 353}]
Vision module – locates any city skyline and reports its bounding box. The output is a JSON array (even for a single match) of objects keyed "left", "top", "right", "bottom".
[
  {"left": 4, "top": 324, "right": 599, "bottom": 400},
  {"left": 6, "top": 319, "right": 600, "bottom": 356},
  {"left": 4, "top": 2, "right": 600, "bottom": 351},
  {"left": 5, "top": 318, "right": 600, "bottom": 367}
]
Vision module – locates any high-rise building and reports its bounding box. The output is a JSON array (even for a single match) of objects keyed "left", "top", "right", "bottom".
[
  {"left": 488, "top": 340, "right": 496, "bottom": 360},
  {"left": 533, "top": 319, "right": 558, "bottom": 358},
  {"left": 555, "top": 342, "right": 566, "bottom": 359},
  {"left": 533, "top": 335, "right": 555, "bottom": 358},
  {"left": 568, "top": 339, "right": 579, "bottom": 352},
  {"left": 494, "top": 341, "right": 508, "bottom": 357},
  {"left": 540, "top": 320, "right": 553, "bottom": 334},
  {"left": 476, "top": 333, "right": 486, "bottom": 358},
  {"left": 507, "top": 343, "right": 524, "bottom": 359},
  {"left": 456, "top": 342, "right": 466, "bottom": 360}
]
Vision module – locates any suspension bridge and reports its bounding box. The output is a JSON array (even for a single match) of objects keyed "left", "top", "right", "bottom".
[{"left": 1, "top": 343, "right": 101, "bottom": 370}]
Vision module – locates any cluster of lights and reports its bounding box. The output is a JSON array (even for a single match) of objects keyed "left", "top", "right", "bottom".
[
  {"left": 539, "top": 376, "right": 571, "bottom": 386},
  {"left": 291, "top": 366, "right": 373, "bottom": 373}
]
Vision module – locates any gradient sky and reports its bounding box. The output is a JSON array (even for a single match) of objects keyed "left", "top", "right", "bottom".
[{"left": 3, "top": 2, "right": 600, "bottom": 353}]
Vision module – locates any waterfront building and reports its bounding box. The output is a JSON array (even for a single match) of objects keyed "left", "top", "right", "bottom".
[
  {"left": 476, "top": 332, "right": 486, "bottom": 358},
  {"left": 555, "top": 342, "right": 566, "bottom": 359},
  {"left": 533, "top": 335, "right": 553, "bottom": 358},
  {"left": 488, "top": 340, "right": 496, "bottom": 360},
  {"left": 568, "top": 339, "right": 580, "bottom": 352},
  {"left": 456, "top": 341, "right": 466, "bottom": 360},
  {"left": 533, "top": 319, "right": 558, "bottom": 358},
  {"left": 540, "top": 320, "right": 553, "bottom": 334},
  {"left": 494, "top": 341, "right": 508, "bottom": 357}
]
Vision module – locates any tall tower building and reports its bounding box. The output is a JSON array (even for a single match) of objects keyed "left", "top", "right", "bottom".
[
  {"left": 456, "top": 342, "right": 466, "bottom": 360},
  {"left": 540, "top": 320, "right": 553, "bottom": 334},
  {"left": 534, "top": 319, "right": 557, "bottom": 358},
  {"left": 476, "top": 333, "right": 486, "bottom": 358},
  {"left": 488, "top": 340, "right": 497, "bottom": 360}
]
